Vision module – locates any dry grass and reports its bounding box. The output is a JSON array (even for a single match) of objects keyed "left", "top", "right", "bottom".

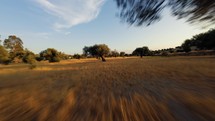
[{"left": 0, "top": 56, "right": 215, "bottom": 121}]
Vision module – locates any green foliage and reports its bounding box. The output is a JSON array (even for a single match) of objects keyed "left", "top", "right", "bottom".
[
  {"left": 3, "top": 35, "right": 23, "bottom": 51},
  {"left": 110, "top": 50, "right": 120, "bottom": 57},
  {"left": 161, "top": 51, "right": 169, "bottom": 56},
  {"left": 182, "top": 40, "right": 192, "bottom": 52},
  {"left": 83, "top": 46, "right": 90, "bottom": 57},
  {"left": 22, "top": 49, "right": 37, "bottom": 69},
  {"left": 181, "top": 29, "right": 215, "bottom": 51},
  {"left": 50, "top": 57, "right": 60, "bottom": 62},
  {"left": 132, "top": 46, "right": 150, "bottom": 58},
  {"left": 73, "top": 54, "right": 81, "bottom": 59},
  {"left": 120, "top": 52, "right": 126, "bottom": 57},
  {"left": 58, "top": 52, "right": 70, "bottom": 60},
  {"left": 35, "top": 54, "right": 43, "bottom": 61},
  {"left": 0, "top": 45, "right": 10, "bottom": 64},
  {"left": 96, "top": 44, "right": 110, "bottom": 57},
  {"left": 22, "top": 50, "right": 36, "bottom": 64},
  {"left": 83, "top": 44, "right": 110, "bottom": 62},
  {"left": 40, "top": 48, "right": 61, "bottom": 63},
  {"left": 3, "top": 35, "right": 24, "bottom": 61}
]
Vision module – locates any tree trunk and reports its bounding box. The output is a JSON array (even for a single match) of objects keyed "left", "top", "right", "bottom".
[{"left": 100, "top": 56, "right": 106, "bottom": 62}]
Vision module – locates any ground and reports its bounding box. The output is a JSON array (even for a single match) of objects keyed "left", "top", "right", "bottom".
[{"left": 0, "top": 56, "right": 215, "bottom": 121}]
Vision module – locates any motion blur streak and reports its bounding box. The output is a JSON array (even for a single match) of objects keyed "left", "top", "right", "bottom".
[{"left": 0, "top": 57, "right": 215, "bottom": 121}]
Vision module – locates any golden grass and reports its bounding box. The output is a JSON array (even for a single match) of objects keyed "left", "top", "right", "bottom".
[{"left": 0, "top": 56, "right": 215, "bottom": 121}]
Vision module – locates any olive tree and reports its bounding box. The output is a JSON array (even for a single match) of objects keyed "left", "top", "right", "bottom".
[
  {"left": 132, "top": 46, "right": 150, "bottom": 58},
  {"left": 110, "top": 50, "right": 120, "bottom": 57},
  {"left": 40, "top": 48, "right": 61, "bottom": 62},
  {"left": 83, "top": 44, "right": 110, "bottom": 62},
  {"left": 120, "top": 51, "right": 126, "bottom": 57}
]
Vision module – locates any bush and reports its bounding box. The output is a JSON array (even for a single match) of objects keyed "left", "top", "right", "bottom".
[
  {"left": 40, "top": 48, "right": 61, "bottom": 63},
  {"left": 49, "top": 57, "right": 60, "bottom": 62},
  {"left": 23, "top": 55, "right": 35, "bottom": 64},
  {"left": 120, "top": 52, "right": 126, "bottom": 57},
  {"left": 0, "top": 58, "right": 11, "bottom": 65},
  {"left": 73, "top": 54, "right": 81, "bottom": 59},
  {"left": 22, "top": 50, "right": 37, "bottom": 64},
  {"left": 161, "top": 51, "right": 169, "bottom": 56},
  {"left": 0, "top": 45, "right": 10, "bottom": 65},
  {"left": 35, "top": 56, "right": 44, "bottom": 61}
]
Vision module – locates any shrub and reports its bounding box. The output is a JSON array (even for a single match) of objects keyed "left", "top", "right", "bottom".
[
  {"left": 22, "top": 50, "right": 36, "bottom": 64},
  {"left": 161, "top": 51, "right": 169, "bottom": 56},
  {"left": 73, "top": 54, "right": 81, "bottom": 59},
  {"left": 0, "top": 45, "right": 10, "bottom": 65},
  {"left": 0, "top": 58, "right": 11, "bottom": 65},
  {"left": 49, "top": 57, "right": 60, "bottom": 62},
  {"left": 40, "top": 48, "right": 61, "bottom": 63}
]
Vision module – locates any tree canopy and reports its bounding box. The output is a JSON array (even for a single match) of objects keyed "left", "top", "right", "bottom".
[
  {"left": 3, "top": 35, "right": 24, "bottom": 60},
  {"left": 132, "top": 46, "right": 150, "bottom": 57},
  {"left": 115, "top": 0, "right": 215, "bottom": 26},
  {"left": 0, "top": 45, "right": 10, "bottom": 64},
  {"left": 3, "top": 35, "right": 23, "bottom": 52},
  {"left": 83, "top": 44, "right": 110, "bottom": 62},
  {"left": 40, "top": 48, "right": 61, "bottom": 62},
  {"left": 181, "top": 29, "right": 215, "bottom": 51},
  {"left": 110, "top": 50, "right": 120, "bottom": 57},
  {"left": 120, "top": 52, "right": 126, "bottom": 57},
  {"left": 22, "top": 49, "right": 36, "bottom": 64}
]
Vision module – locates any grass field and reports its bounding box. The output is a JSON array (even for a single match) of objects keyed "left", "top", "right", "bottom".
[{"left": 0, "top": 56, "right": 215, "bottom": 121}]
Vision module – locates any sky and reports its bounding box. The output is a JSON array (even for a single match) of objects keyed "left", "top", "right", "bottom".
[{"left": 0, "top": 0, "right": 213, "bottom": 54}]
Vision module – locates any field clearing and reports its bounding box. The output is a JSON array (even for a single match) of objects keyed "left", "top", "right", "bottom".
[{"left": 0, "top": 56, "right": 215, "bottom": 121}]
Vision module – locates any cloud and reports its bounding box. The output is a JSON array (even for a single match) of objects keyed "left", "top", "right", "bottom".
[{"left": 35, "top": 0, "right": 105, "bottom": 29}]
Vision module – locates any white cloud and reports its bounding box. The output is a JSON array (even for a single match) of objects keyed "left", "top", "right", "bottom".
[{"left": 35, "top": 0, "right": 105, "bottom": 29}]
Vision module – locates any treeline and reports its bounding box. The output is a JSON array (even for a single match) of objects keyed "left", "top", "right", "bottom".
[
  {"left": 0, "top": 36, "right": 73, "bottom": 67},
  {"left": 0, "top": 36, "right": 128, "bottom": 66},
  {"left": 181, "top": 29, "right": 215, "bottom": 52},
  {"left": 82, "top": 44, "right": 129, "bottom": 61},
  {"left": 1, "top": 29, "right": 214, "bottom": 65},
  {"left": 132, "top": 29, "right": 215, "bottom": 57}
]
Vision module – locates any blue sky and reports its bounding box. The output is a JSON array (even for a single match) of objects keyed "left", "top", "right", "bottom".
[{"left": 0, "top": 0, "right": 213, "bottom": 54}]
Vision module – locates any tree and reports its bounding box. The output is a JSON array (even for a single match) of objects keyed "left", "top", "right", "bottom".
[
  {"left": 83, "top": 44, "right": 110, "bottom": 62},
  {"left": 40, "top": 48, "right": 60, "bottom": 62},
  {"left": 22, "top": 49, "right": 37, "bottom": 69},
  {"left": 58, "top": 52, "right": 70, "bottom": 60},
  {"left": 115, "top": 0, "right": 215, "bottom": 26},
  {"left": 120, "top": 51, "right": 126, "bottom": 57},
  {"left": 0, "top": 45, "right": 10, "bottom": 64},
  {"left": 22, "top": 49, "right": 36, "bottom": 64},
  {"left": 180, "top": 29, "right": 215, "bottom": 51},
  {"left": 132, "top": 46, "right": 150, "bottom": 58},
  {"left": 3, "top": 35, "right": 24, "bottom": 60},
  {"left": 83, "top": 46, "right": 90, "bottom": 57},
  {"left": 110, "top": 50, "right": 120, "bottom": 57},
  {"left": 182, "top": 39, "right": 192, "bottom": 52},
  {"left": 73, "top": 54, "right": 82, "bottom": 59}
]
